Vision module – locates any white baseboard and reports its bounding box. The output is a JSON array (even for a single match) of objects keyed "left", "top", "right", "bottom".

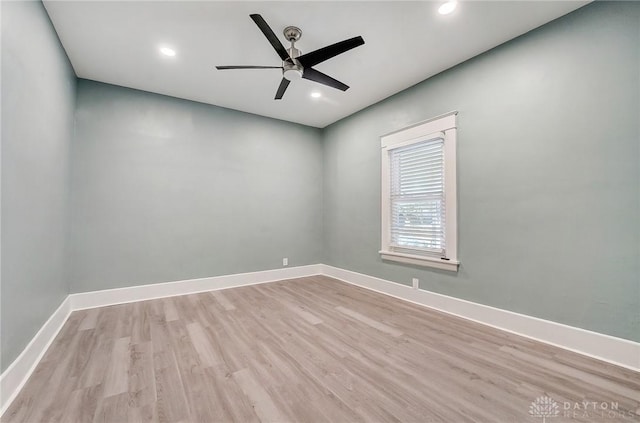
[
  {"left": 2, "top": 262, "right": 637, "bottom": 416},
  {"left": 321, "top": 264, "right": 640, "bottom": 372},
  {"left": 70, "top": 264, "right": 323, "bottom": 310},
  {"left": 0, "top": 296, "right": 72, "bottom": 416}
]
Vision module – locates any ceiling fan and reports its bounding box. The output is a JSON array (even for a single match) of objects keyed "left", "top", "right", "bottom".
[{"left": 216, "top": 14, "right": 365, "bottom": 100}]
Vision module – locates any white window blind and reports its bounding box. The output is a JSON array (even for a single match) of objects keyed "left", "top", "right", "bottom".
[
  {"left": 389, "top": 137, "right": 446, "bottom": 257},
  {"left": 380, "top": 112, "right": 458, "bottom": 271}
]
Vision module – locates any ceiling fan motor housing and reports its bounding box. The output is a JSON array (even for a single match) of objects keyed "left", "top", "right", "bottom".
[
  {"left": 283, "top": 65, "right": 303, "bottom": 81},
  {"left": 283, "top": 44, "right": 303, "bottom": 81}
]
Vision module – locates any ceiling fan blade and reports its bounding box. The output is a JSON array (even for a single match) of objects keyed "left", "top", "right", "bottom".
[
  {"left": 302, "top": 67, "right": 349, "bottom": 91},
  {"left": 297, "top": 36, "right": 364, "bottom": 68},
  {"left": 216, "top": 66, "right": 283, "bottom": 70},
  {"left": 275, "top": 78, "right": 290, "bottom": 100},
  {"left": 250, "top": 14, "right": 291, "bottom": 62}
]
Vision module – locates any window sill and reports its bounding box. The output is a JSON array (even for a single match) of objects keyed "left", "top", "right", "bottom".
[{"left": 379, "top": 250, "right": 459, "bottom": 272}]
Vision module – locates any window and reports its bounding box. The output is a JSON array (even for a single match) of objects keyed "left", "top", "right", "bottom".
[{"left": 380, "top": 112, "right": 459, "bottom": 271}]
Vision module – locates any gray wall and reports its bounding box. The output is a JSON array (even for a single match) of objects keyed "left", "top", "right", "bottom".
[
  {"left": 323, "top": 2, "right": 639, "bottom": 342},
  {"left": 69, "top": 80, "right": 323, "bottom": 293},
  {"left": 1, "top": 1, "right": 76, "bottom": 370}
]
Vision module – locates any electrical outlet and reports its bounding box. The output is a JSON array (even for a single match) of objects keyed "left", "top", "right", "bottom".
[
  {"left": 412, "top": 278, "right": 419, "bottom": 289},
  {"left": 283, "top": 257, "right": 288, "bottom": 267}
]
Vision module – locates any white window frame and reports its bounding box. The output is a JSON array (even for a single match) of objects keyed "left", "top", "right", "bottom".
[{"left": 379, "top": 111, "right": 459, "bottom": 272}]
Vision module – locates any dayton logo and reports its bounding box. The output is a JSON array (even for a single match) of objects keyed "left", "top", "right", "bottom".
[{"left": 529, "top": 396, "right": 560, "bottom": 422}]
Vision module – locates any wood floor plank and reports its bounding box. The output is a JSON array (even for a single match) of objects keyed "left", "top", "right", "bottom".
[
  {"left": 153, "top": 355, "right": 191, "bottom": 423},
  {"left": 128, "top": 402, "right": 158, "bottom": 423},
  {"left": 162, "top": 298, "right": 180, "bottom": 322},
  {"left": 204, "top": 365, "right": 261, "bottom": 423},
  {"left": 3, "top": 275, "right": 639, "bottom": 423},
  {"left": 78, "top": 308, "right": 100, "bottom": 331},
  {"left": 186, "top": 322, "right": 221, "bottom": 368},
  {"left": 59, "top": 384, "right": 103, "bottom": 423},
  {"left": 210, "top": 290, "right": 236, "bottom": 311},
  {"left": 92, "top": 392, "right": 129, "bottom": 423},
  {"left": 165, "top": 319, "right": 231, "bottom": 422},
  {"left": 335, "top": 305, "right": 403, "bottom": 337},
  {"left": 128, "top": 341, "right": 157, "bottom": 408},
  {"left": 287, "top": 303, "right": 323, "bottom": 325},
  {"left": 94, "top": 306, "right": 119, "bottom": 341},
  {"left": 131, "top": 301, "right": 152, "bottom": 343},
  {"left": 75, "top": 336, "right": 114, "bottom": 389},
  {"left": 102, "top": 336, "right": 131, "bottom": 397},
  {"left": 232, "top": 368, "right": 287, "bottom": 423},
  {"left": 67, "top": 328, "right": 99, "bottom": 378}
]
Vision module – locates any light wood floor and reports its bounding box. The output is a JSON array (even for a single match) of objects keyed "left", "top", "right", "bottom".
[{"left": 3, "top": 276, "right": 639, "bottom": 423}]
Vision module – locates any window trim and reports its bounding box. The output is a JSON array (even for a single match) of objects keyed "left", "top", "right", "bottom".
[{"left": 380, "top": 111, "right": 459, "bottom": 272}]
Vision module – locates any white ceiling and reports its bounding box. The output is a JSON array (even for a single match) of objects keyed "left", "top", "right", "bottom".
[{"left": 44, "top": 1, "right": 587, "bottom": 128}]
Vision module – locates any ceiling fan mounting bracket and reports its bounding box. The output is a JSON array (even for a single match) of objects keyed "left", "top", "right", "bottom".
[{"left": 283, "top": 26, "right": 302, "bottom": 43}]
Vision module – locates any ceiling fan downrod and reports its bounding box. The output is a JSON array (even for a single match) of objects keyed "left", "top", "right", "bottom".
[{"left": 282, "top": 26, "right": 303, "bottom": 81}]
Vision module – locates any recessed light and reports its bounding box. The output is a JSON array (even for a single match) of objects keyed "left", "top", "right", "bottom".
[
  {"left": 311, "top": 92, "right": 321, "bottom": 98},
  {"left": 160, "top": 47, "right": 176, "bottom": 57},
  {"left": 438, "top": 0, "right": 457, "bottom": 15}
]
